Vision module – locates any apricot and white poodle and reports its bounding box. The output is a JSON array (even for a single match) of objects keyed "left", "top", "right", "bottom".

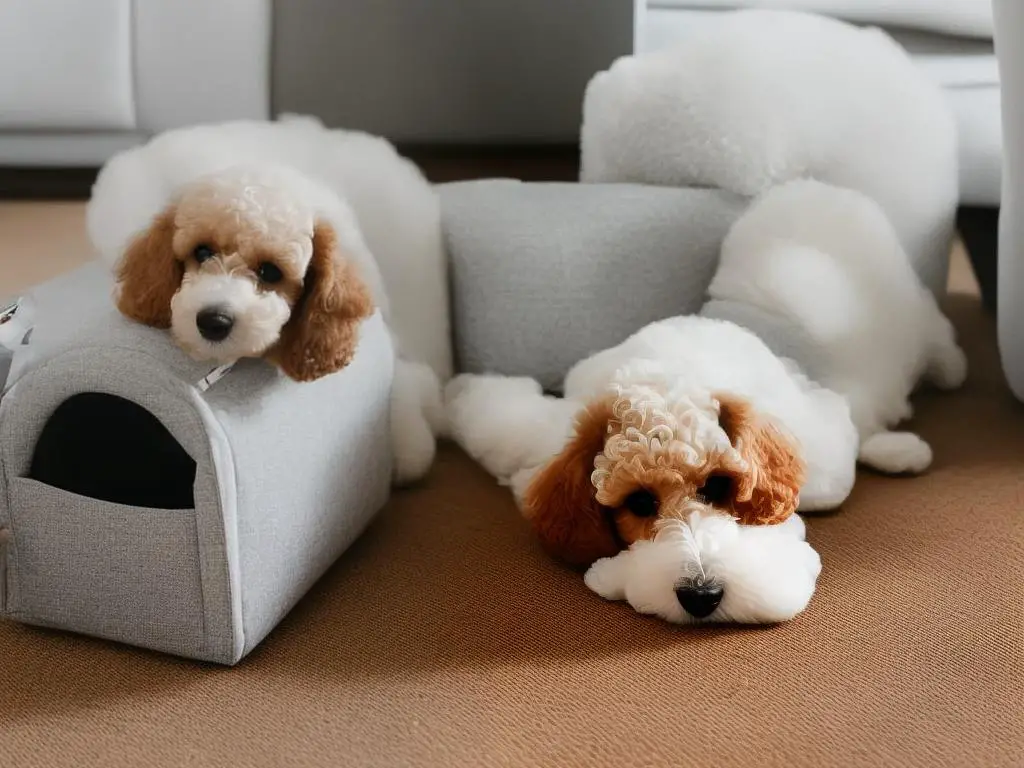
[
  {"left": 447, "top": 179, "right": 966, "bottom": 625},
  {"left": 86, "top": 115, "right": 450, "bottom": 484}
]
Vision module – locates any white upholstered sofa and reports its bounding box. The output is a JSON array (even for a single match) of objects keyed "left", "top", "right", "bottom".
[
  {"left": 0, "top": 0, "right": 271, "bottom": 166},
  {"left": 0, "top": 0, "right": 632, "bottom": 164}
]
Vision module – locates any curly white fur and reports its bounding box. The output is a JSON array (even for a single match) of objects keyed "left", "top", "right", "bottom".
[
  {"left": 565, "top": 315, "right": 861, "bottom": 514},
  {"left": 592, "top": 376, "right": 747, "bottom": 505}
]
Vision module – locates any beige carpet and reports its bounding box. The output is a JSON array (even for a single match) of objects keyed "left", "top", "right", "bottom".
[
  {"left": 0, "top": 204, "right": 1021, "bottom": 768},
  {"left": 0, "top": 202, "right": 93, "bottom": 294}
]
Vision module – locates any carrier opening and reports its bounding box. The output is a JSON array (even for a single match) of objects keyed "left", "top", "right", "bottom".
[{"left": 28, "top": 393, "right": 196, "bottom": 509}]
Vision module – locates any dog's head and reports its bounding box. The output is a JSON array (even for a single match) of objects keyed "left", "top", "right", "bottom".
[
  {"left": 113, "top": 166, "right": 374, "bottom": 382},
  {"left": 584, "top": 509, "right": 822, "bottom": 625},
  {"left": 523, "top": 372, "right": 806, "bottom": 619}
]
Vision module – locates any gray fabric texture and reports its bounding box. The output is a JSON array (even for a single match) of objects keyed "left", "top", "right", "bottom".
[
  {"left": 6, "top": 477, "right": 206, "bottom": 657},
  {"left": 440, "top": 180, "right": 750, "bottom": 391},
  {"left": 441, "top": 180, "right": 950, "bottom": 392},
  {"left": 0, "top": 348, "right": 11, "bottom": 394},
  {"left": 0, "top": 263, "right": 393, "bottom": 664}
]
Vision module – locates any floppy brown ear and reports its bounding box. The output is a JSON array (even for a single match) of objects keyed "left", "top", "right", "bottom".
[
  {"left": 270, "top": 222, "right": 374, "bottom": 382},
  {"left": 715, "top": 392, "right": 806, "bottom": 525},
  {"left": 114, "top": 207, "right": 182, "bottom": 328},
  {"left": 521, "top": 397, "right": 622, "bottom": 569}
]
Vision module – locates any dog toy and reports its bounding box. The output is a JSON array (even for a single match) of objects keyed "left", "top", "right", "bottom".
[{"left": 0, "top": 296, "right": 34, "bottom": 395}]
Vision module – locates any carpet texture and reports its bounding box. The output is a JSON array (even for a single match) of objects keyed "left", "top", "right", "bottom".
[{"left": 1, "top": 243, "right": 1022, "bottom": 767}]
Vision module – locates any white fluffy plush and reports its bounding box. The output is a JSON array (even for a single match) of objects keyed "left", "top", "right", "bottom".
[
  {"left": 563, "top": 315, "right": 861, "bottom": 511},
  {"left": 447, "top": 178, "right": 966, "bottom": 625},
  {"left": 581, "top": 9, "right": 959, "bottom": 286},
  {"left": 86, "top": 117, "right": 449, "bottom": 484}
]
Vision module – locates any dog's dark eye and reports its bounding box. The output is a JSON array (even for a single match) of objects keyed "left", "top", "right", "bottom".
[
  {"left": 193, "top": 244, "right": 215, "bottom": 263},
  {"left": 698, "top": 474, "right": 733, "bottom": 504},
  {"left": 623, "top": 489, "right": 659, "bottom": 517},
  {"left": 257, "top": 262, "right": 283, "bottom": 284}
]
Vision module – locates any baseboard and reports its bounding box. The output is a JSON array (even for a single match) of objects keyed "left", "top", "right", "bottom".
[
  {"left": 0, "top": 167, "right": 101, "bottom": 201},
  {"left": 0, "top": 145, "right": 581, "bottom": 201}
]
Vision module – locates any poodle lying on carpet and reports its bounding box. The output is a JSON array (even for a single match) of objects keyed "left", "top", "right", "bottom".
[
  {"left": 447, "top": 179, "right": 966, "bottom": 625},
  {"left": 86, "top": 116, "right": 450, "bottom": 484}
]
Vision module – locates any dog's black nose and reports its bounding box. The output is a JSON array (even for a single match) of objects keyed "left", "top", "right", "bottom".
[
  {"left": 675, "top": 582, "right": 724, "bottom": 619},
  {"left": 196, "top": 308, "right": 234, "bottom": 342}
]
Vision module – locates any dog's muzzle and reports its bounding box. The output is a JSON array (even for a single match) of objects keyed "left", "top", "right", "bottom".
[
  {"left": 196, "top": 307, "right": 235, "bottom": 342},
  {"left": 675, "top": 578, "right": 724, "bottom": 618}
]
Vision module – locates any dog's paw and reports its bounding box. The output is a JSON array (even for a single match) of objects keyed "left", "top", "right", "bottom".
[
  {"left": 714, "top": 533, "right": 822, "bottom": 624},
  {"left": 420, "top": 377, "right": 448, "bottom": 437},
  {"left": 391, "top": 428, "right": 436, "bottom": 486},
  {"left": 445, "top": 374, "right": 542, "bottom": 404},
  {"left": 396, "top": 359, "right": 446, "bottom": 437},
  {"left": 584, "top": 556, "right": 629, "bottom": 602},
  {"left": 391, "top": 404, "right": 437, "bottom": 486},
  {"left": 858, "top": 431, "right": 932, "bottom": 474},
  {"left": 795, "top": 539, "right": 823, "bottom": 582},
  {"left": 929, "top": 343, "right": 968, "bottom": 391}
]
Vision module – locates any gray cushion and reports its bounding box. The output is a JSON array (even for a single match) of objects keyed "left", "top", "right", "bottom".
[
  {"left": 0, "top": 263, "right": 393, "bottom": 664},
  {"left": 440, "top": 180, "right": 749, "bottom": 391}
]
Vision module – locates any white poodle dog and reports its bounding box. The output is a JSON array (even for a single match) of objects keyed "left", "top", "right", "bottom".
[
  {"left": 447, "top": 179, "right": 966, "bottom": 625},
  {"left": 86, "top": 115, "right": 450, "bottom": 484}
]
